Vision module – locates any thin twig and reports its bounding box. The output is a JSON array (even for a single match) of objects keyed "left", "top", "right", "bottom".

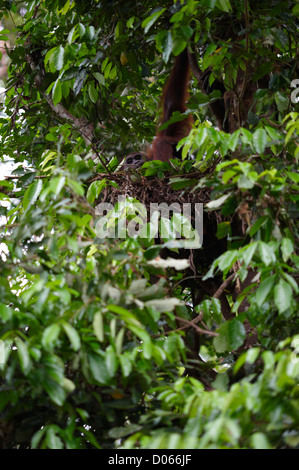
[
  {"left": 213, "top": 273, "right": 235, "bottom": 299},
  {"left": 240, "top": 0, "right": 250, "bottom": 102},
  {"left": 24, "top": 46, "right": 110, "bottom": 174},
  {"left": 4, "top": 175, "right": 48, "bottom": 180},
  {"left": 175, "top": 315, "right": 219, "bottom": 337}
]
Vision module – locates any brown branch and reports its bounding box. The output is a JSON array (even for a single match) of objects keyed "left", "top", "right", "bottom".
[
  {"left": 25, "top": 51, "right": 94, "bottom": 146},
  {"left": 187, "top": 50, "right": 204, "bottom": 86},
  {"left": 4, "top": 175, "right": 48, "bottom": 180},
  {"left": 213, "top": 273, "right": 235, "bottom": 299},
  {"left": 187, "top": 49, "right": 227, "bottom": 131},
  {"left": 239, "top": 0, "right": 250, "bottom": 103},
  {"left": 24, "top": 47, "right": 110, "bottom": 173},
  {"left": 44, "top": 96, "right": 95, "bottom": 145},
  {"left": 175, "top": 315, "right": 219, "bottom": 337}
]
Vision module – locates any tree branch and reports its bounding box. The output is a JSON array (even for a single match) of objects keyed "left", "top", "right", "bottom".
[
  {"left": 24, "top": 47, "right": 110, "bottom": 173},
  {"left": 175, "top": 315, "right": 219, "bottom": 337},
  {"left": 213, "top": 273, "right": 235, "bottom": 299}
]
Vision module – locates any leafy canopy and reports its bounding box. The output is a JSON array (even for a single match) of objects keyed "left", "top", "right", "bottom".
[{"left": 0, "top": 0, "right": 298, "bottom": 450}]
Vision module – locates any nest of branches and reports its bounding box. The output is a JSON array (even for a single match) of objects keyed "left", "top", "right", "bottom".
[
  {"left": 91, "top": 170, "right": 227, "bottom": 292},
  {"left": 90, "top": 170, "right": 250, "bottom": 344},
  {"left": 92, "top": 170, "right": 213, "bottom": 209}
]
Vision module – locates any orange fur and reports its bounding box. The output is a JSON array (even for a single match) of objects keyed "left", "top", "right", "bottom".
[{"left": 147, "top": 49, "right": 193, "bottom": 162}]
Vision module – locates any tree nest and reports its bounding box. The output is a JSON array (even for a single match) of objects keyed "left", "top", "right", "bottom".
[
  {"left": 90, "top": 172, "right": 227, "bottom": 288},
  {"left": 93, "top": 171, "right": 213, "bottom": 210}
]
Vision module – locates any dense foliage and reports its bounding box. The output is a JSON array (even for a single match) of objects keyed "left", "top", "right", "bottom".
[{"left": 0, "top": 0, "right": 298, "bottom": 449}]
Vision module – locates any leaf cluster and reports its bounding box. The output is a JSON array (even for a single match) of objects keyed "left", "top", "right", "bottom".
[{"left": 0, "top": 0, "right": 298, "bottom": 450}]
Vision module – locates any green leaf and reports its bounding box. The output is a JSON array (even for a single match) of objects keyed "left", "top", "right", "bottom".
[
  {"left": 93, "top": 312, "right": 104, "bottom": 342},
  {"left": 171, "top": 10, "right": 184, "bottom": 23},
  {"left": 274, "top": 279, "right": 292, "bottom": 313},
  {"left": 85, "top": 25, "right": 95, "bottom": 41},
  {"left": 23, "top": 179, "right": 43, "bottom": 210},
  {"left": 241, "top": 242, "right": 258, "bottom": 266},
  {"left": 246, "top": 347, "right": 260, "bottom": 364},
  {"left": 15, "top": 338, "right": 32, "bottom": 375},
  {"left": 259, "top": 242, "right": 275, "bottom": 266},
  {"left": 222, "top": 169, "right": 237, "bottom": 184},
  {"left": 43, "top": 380, "right": 66, "bottom": 407},
  {"left": 93, "top": 72, "right": 105, "bottom": 86},
  {"left": 88, "top": 83, "right": 98, "bottom": 103},
  {"left": 216, "top": 222, "right": 231, "bottom": 239},
  {"left": 172, "top": 38, "right": 188, "bottom": 56},
  {"left": 67, "top": 25, "right": 78, "bottom": 44},
  {"left": 130, "top": 325, "right": 152, "bottom": 359},
  {"left": 206, "top": 194, "right": 230, "bottom": 209},
  {"left": 145, "top": 298, "right": 182, "bottom": 312},
  {"left": 0, "top": 32, "right": 9, "bottom": 41},
  {"left": 282, "top": 272, "right": 298, "bottom": 294},
  {"left": 216, "top": 0, "right": 232, "bottom": 12},
  {"left": 252, "top": 62, "right": 274, "bottom": 81},
  {"left": 52, "top": 79, "right": 62, "bottom": 105},
  {"left": 251, "top": 432, "right": 271, "bottom": 449},
  {"left": 254, "top": 275, "right": 276, "bottom": 306},
  {"left": 228, "top": 129, "right": 240, "bottom": 151},
  {"left": 127, "top": 17, "right": 135, "bottom": 28},
  {"left": 214, "top": 319, "right": 245, "bottom": 353},
  {"left": 31, "top": 427, "right": 47, "bottom": 449},
  {"left": 61, "top": 322, "right": 81, "bottom": 351},
  {"left": 50, "top": 176, "right": 66, "bottom": 195},
  {"left": 109, "top": 65, "right": 117, "bottom": 80},
  {"left": 42, "top": 324, "right": 61, "bottom": 351},
  {"left": 160, "top": 216, "right": 174, "bottom": 240},
  {"left": 281, "top": 238, "right": 294, "bottom": 262},
  {"left": 115, "top": 327, "right": 125, "bottom": 355},
  {"left": 62, "top": 378, "right": 76, "bottom": 394},
  {"left": 49, "top": 45, "right": 65, "bottom": 72},
  {"left": 40, "top": 150, "right": 57, "bottom": 169},
  {"left": 105, "top": 346, "right": 118, "bottom": 377},
  {"left": 44, "top": 47, "right": 56, "bottom": 68},
  {"left": 78, "top": 23, "right": 86, "bottom": 37},
  {"left": 46, "top": 427, "right": 64, "bottom": 449},
  {"left": 252, "top": 129, "right": 268, "bottom": 154},
  {"left": 170, "top": 178, "right": 197, "bottom": 190},
  {"left": 89, "top": 353, "right": 110, "bottom": 385},
  {"left": 237, "top": 174, "right": 255, "bottom": 189},
  {"left": 235, "top": 347, "right": 260, "bottom": 373},
  {"left": 265, "top": 125, "right": 283, "bottom": 141},
  {"left": 86, "top": 179, "right": 107, "bottom": 203},
  {"left": 142, "top": 8, "right": 166, "bottom": 33},
  {"left": 241, "top": 128, "right": 253, "bottom": 146},
  {"left": 107, "top": 304, "right": 136, "bottom": 319},
  {"left": 161, "top": 31, "right": 173, "bottom": 63},
  {"left": 0, "top": 304, "right": 13, "bottom": 321},
  {"left": 249, "top": 215, "right": 268, "bottom": 236},
  {"left": 286, "top": 171, "right": 299, "bottom": 184},
  {"left": 218, "top": 250, "right": 239, "bottom": 273},
  {"left": 119, "top": 354, "right": 133, "bottom": 377},
  {"left": 103, "top": 62, "right": 112, "bottom": 80},
  {"left": 275, "top": 92, "right": 289, "bottom": 112},
  {"left": 59, "top": 0, "right": 71, "bottom": 15},
  {"left": 67, "top": 178, "right": 84, "bottom": 196},
  {"left": 73, "top": 69, "right": 87, "bottom": 95}
]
